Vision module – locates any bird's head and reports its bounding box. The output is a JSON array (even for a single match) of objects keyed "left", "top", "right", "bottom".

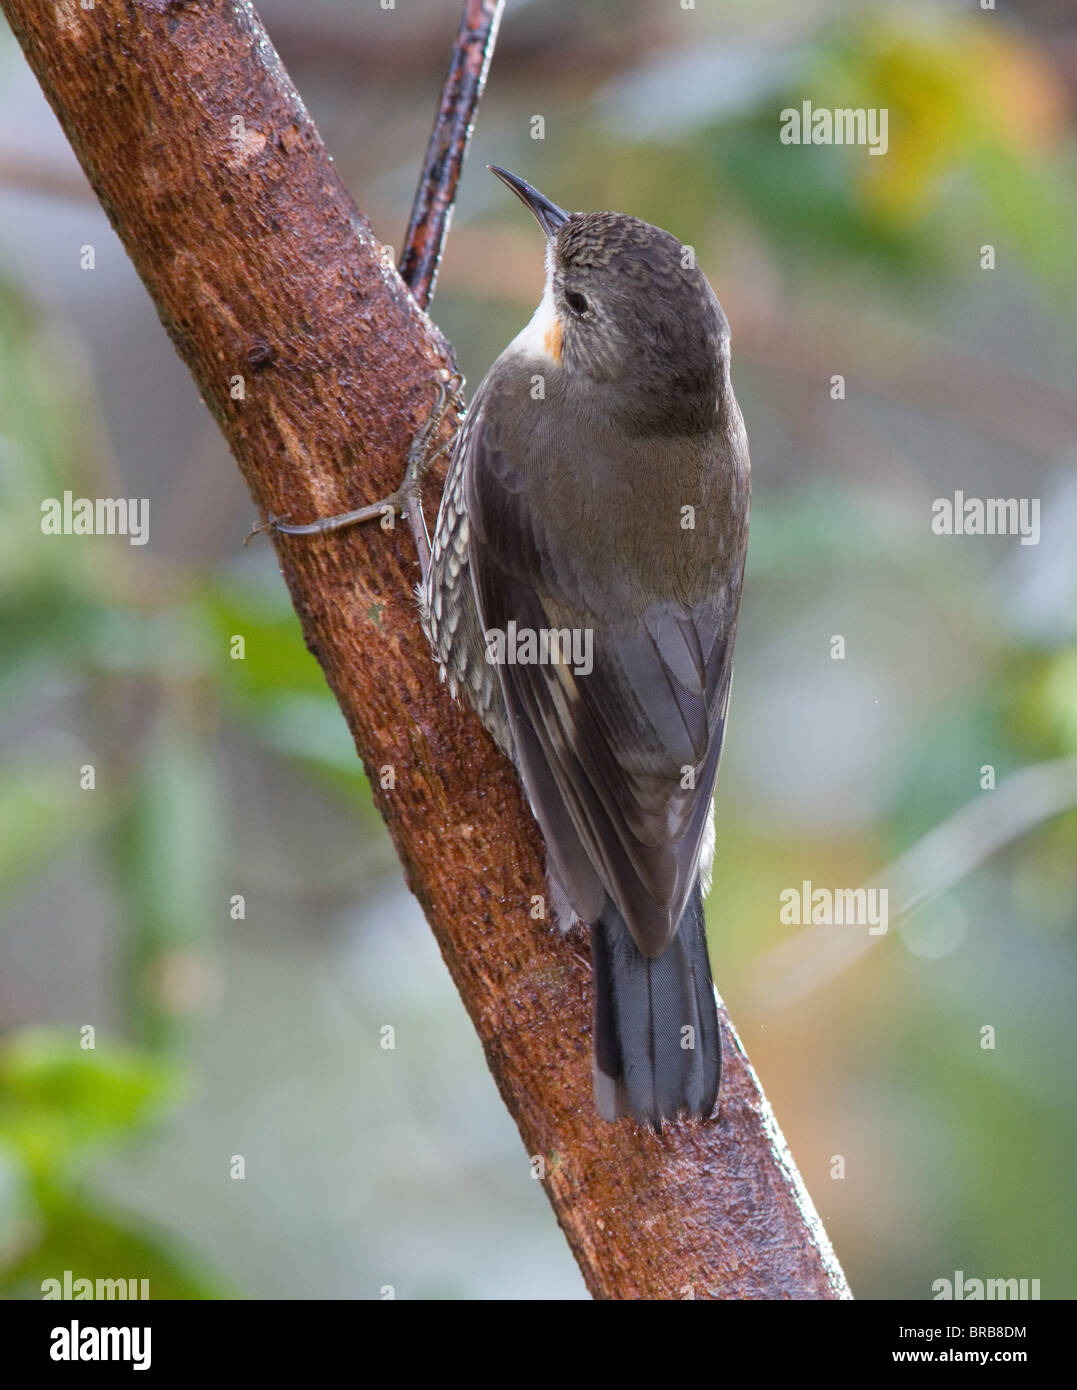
[{"left": 489, "top": 166, "right": 729, "bottom": 433}]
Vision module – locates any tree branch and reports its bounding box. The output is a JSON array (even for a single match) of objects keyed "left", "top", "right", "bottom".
[
  {"left": 399, "top": 0, "right": 504, "bottom": 309},
  {"left": 1, "top": 0, "right": 850, "bottom": 1299}
]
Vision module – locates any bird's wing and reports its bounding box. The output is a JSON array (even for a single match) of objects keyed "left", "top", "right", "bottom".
[
  {"left": 464, "top": 405, "right": 737, "bottom": 958},
  {"left": 421, "top": 386, "right": 512, "bottom": 752}
]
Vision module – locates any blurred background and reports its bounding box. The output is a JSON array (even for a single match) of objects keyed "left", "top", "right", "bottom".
[{"left": 1, "top": 0, "right": 1075, "bottom": 1300}]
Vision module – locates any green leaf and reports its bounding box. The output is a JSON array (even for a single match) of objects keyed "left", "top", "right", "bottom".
[
  {"left": 107, "top": 719, "right": 221, "bottom": 1048},
  {"left": 1, "top": 1193, "right": 233, "bottom": 1300},
  {"left": 0, "top": 1030, "right": 183, "bottom": 1184},
  {"left": 0, "top": 762, "right": 109, "bottom": 908},
  {"left": 202, "top": 573, "right": 332, "bottom": 702}
]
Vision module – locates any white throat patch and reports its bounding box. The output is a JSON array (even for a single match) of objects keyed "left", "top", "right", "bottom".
[{"left": 505, "top": 243, "right": 563, "bottom": 365}]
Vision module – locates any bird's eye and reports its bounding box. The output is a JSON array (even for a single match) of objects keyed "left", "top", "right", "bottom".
[{"left": 565, "top": 289, "right": 590, "bottom": 317}]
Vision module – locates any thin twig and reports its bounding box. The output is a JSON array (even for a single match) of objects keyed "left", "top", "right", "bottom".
[
  {"left": 399, "top": 0, "right": 504, "bottom": 309},
  {"left": 751, "top": 756, "right": 1077, "bottom": 1009}
]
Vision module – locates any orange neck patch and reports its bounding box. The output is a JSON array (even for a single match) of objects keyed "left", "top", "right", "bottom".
[{"left": 543, "top": 317, "right": 563, "bottom": 363}]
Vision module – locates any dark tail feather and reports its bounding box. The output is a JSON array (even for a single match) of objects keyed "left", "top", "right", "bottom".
[{"left": 591, "top": 881, "right": 721, "bottom": 1126}]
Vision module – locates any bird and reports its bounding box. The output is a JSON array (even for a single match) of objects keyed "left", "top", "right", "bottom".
[{"left": 420, "top": 167, "right": 751, "bottom": 1126}]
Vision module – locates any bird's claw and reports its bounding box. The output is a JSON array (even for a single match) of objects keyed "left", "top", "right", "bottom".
[
  {"left": 244, "top": 513, "right": 280, "bottom": 546},
  {"left": 243, "top": 372, "right": 464, "bottom": 552}
]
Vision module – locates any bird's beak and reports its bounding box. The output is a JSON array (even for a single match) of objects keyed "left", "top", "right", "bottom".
[{"left": 488, "top": 165, "right": 570, "bottom": 238}]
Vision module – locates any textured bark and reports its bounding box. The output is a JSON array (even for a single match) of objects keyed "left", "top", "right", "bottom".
[
  {"left": 2, "top": 0, "right": 850, "bottom": 1300},
  {"left": 399, "top": 0, "right": 503, "bottom": 307}
]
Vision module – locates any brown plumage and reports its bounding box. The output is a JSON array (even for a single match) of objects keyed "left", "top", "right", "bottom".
[{"left": 422, "top": 169, "right": 750, "bottom": 1125}]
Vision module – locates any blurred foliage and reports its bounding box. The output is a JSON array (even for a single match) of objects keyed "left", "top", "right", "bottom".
[
  {"left": 0, "top": 272, "right": 381, "bottom": 1291},
  {"left": 567, "top": 10, "right": 1077, "bottom": 300},
  {"left": 202, "top": 577, "right": 383, "bottom": 811},
  {"left": 0, "top": 1028, "right": 229, "bottom": 1297},
  {"left": 0, "top": 275, "right": 379, "bottom": 1040}
]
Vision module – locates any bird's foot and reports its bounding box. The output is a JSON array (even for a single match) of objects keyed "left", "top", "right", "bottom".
[{"left": 245, "top": 372, "right": 464, "bottom": 568}]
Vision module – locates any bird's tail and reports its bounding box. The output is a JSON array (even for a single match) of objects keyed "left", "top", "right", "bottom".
[{"left": 590, "top": 881, "right": 721, "bottom": 1127}]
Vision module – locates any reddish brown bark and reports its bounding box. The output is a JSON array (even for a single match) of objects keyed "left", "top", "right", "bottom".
[
  {"left": 399, "top": 0, "right": 504, "bottom": 307},
  {"left": 1, "top": 0, "right": 850, "bottom": 1299}
]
